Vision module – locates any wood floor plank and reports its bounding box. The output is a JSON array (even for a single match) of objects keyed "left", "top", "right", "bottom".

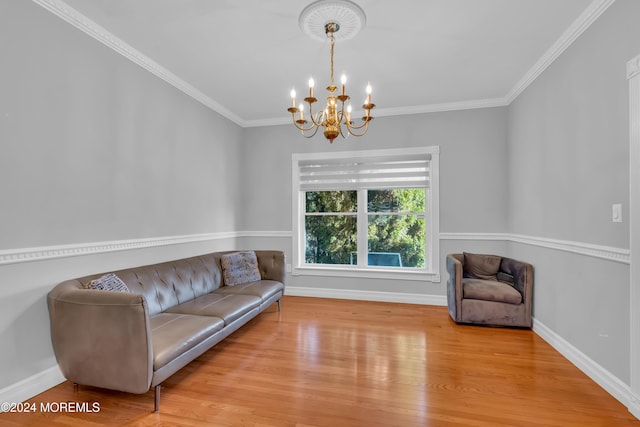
[{"left": 1, "top": 296, "right": 638, "bottom": 426}]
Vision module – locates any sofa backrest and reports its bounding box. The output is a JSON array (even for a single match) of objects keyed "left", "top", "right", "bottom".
[
  {"left": 72, "top": 253, "right": 223, "bottom": 316},
  {"left": 61, "top": 250, "right": 285, "bottom": 317}
]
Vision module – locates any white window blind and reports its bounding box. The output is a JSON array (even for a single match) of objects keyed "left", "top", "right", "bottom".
[{"left": 298, "top": 153, "right": 431, "bottom": 191}]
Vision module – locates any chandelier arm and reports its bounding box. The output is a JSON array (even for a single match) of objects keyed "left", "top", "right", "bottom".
[
  {"left": 335, "top": 111, "right": 346, "bottom": 139},
  {"left": 345, "top": 121, "right": 370, "bottom": 137},
  {"left": 291, "top": 115, "right": 320, "bottom": 133},
  {"left": 345, "top": 118, "right": 370, "bottom": 131},
  {"left": 307, "top": 103, "right": 324, "bottom": 127},
  {"left": 301, "top": 125, "right": 321, "bottom": 139}
]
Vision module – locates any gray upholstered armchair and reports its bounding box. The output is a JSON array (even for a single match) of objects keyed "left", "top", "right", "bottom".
[{"left": 446, "top": 252, "right": 533, "bottom": 328}]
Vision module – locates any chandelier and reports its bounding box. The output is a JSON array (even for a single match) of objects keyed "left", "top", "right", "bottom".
[{"left": 287, "top": 0, "right": 375, "bottom": 143}]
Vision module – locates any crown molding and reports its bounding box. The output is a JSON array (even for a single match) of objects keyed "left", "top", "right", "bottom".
[
  {"left": 31, "top": 0, "right": 247, "bottom": 128},
  {"left": 244, "top": 98, "right": 509, "bottom": 128},
  {"left": 505, "top": 0, "right": 616, "bottom": 103},
  {"left": 34, "top": 0, "right": 614, "bottom": 127},
  {"left": 372, "top": 98, "right": 509, "bottom": 117}
]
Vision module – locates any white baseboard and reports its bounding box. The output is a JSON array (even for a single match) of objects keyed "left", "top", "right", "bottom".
[
  {"left": 284, "top": 286, "right": 448, "bottom": 306},
  {"left": 0, "top": 366, "right": 65, "bottom": 412},
  {"left": 533, "top": 318, "right": 638, "bottom": 416}
]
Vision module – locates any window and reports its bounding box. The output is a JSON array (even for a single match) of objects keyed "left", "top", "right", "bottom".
[{"left": 292, "top": 147, "right": 440, "bottom": 281}]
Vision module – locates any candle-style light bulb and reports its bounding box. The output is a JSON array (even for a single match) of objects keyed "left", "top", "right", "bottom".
[
  {"left": 341, "top": 74, "right": 347, "bottom": 96},
  {"left": 346, "top": 104, "right": 352, "bottom": 123},
  {"left": 309, "top": 78, "right": 315, "bottom": 97},
  {"left": 366, "top": 83, "right": 372, "bottom": 104},
  {"left": 291, "top": 88, "right": 296, "bottom": 108},
  {"left": 299, "top": 103, "right": 304, "bottom": 120}
]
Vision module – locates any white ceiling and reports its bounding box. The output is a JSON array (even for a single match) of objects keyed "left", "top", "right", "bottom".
[{"left": 51, "top": 0, "right": 607, "bottom": 127}]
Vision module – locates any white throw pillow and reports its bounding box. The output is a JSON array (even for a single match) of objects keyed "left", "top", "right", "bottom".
[{"left": 85, "top": 273, "right": 130, "bottom": 293}]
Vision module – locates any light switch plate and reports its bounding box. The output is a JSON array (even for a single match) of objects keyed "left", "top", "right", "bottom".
[{"left": 612, "top": 203, "right": 622, "bottom": 223}]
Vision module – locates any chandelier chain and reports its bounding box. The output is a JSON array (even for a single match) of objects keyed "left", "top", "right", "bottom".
[{"left": 329, "top": 32, "right": 335, "bottom": 86}]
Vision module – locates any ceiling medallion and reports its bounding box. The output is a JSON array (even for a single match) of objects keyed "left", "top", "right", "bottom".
[{"left": 287, "top": 0, "right": 375, "bottom": 142}]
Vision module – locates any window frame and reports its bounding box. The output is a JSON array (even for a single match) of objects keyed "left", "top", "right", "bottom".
[{"left": 291, "top": 146, "right": 440, "bottom": 282}]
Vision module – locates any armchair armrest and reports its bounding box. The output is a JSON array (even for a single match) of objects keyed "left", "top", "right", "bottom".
[
  {"left": 47, "top": 281, "right": 153, "bottom": 394},
  {"left": 499, "top": 257, "right": 533, "bottom": 301},
  {"left": 446, "top": 254, "right": 464, "bottom": 321},
  {"left": 499, "top": 257, "right": 534, "bottom": 322}
]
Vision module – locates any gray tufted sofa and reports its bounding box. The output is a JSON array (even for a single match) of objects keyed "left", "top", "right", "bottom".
[{"left": 47, "top": 250, "right": 285, "bottom": 411}]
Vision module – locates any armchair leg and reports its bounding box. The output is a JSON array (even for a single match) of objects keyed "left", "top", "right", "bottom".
[
  {"left": 154, "top": 385, "right": 161, "bottom": 413},
  {"left": 277, "top": 299, "right": 281, "bottom": 312}
]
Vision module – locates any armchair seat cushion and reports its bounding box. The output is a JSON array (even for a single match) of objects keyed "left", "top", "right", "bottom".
[{"left": 462, "top": 278, "right": 523, "bottom": 305}]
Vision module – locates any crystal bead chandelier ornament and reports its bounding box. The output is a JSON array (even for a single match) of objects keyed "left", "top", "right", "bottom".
[{"left": 287, "top": 0, "right": 375, "bottom": 143}]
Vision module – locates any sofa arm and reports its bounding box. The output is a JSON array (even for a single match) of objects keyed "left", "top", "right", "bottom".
[
  {"left": 255, "top": 250, "right": 286, "bottom": 284},
  {"left": 47, "top": 281, "right": 153, "bottom": 394},
  {"left": 446, "top": 254, "right": 464, "bottom": 321}
]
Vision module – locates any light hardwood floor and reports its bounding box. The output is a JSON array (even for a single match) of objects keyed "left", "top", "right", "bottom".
[{"left": 2, "top": 296, "right": 639, "bottom": 426}]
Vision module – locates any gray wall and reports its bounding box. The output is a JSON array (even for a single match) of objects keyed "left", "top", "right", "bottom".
[
  {"left": 1, "top": 0, "right": 638, "bottom": 404},
  {"left": 507, "top": 0, "right": 639, "bottom": 382},
  {"left": 0, "top": 1, "right": 243, "bottom": 389},
  {"left": 241, "top": 108, "right": 509, "bottom": 234},
  {"left": 240, "top": 107, "right": 510, "bottom": 296}
]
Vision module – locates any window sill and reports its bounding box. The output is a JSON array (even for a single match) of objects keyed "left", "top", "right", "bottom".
[{"left": 292, "top": 265, "right": 440, "bottom": 282}]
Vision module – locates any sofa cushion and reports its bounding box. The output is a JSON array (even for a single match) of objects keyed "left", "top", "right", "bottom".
[
  {"left": 462, "top": 278, "right": 522, "bottom": 305},
  {"left": 214, "top": 280, "right": 284, "bottom": 303},
  {"left": 166, "top": 293, "right": 260, "bottom": 325},
  {"left": 463, "top": 252, "right": 502, "bottom": 280},
  {"left": 221, "top": 251, "right": 262, "bottom": 286},
  {"left": 84, "top": 273, "right": 130, "bottom": 293},
  {"left": 150, "top": 313, "right": 224, "bottom": 370}
]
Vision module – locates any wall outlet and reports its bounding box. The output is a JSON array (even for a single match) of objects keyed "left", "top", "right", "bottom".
[
  {"left": 612, "top": 203, "right": 622, "bottom": 223},
  {"left": 286, "top": 263, "right": 292, "bottom": 273}
]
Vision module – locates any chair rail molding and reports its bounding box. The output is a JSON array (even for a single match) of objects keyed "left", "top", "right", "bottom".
[
  {"left": 0, "top": 232, "right": 238, "bottom": 265},
  {"left": 441, "top": 232, "right": 629, "bottom": 264},
  {"left": 1, "top": 230, "right": 628, "bottom": 266}
]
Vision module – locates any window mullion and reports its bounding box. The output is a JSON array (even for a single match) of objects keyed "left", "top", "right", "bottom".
[{"left": 357, "top": 189, "right": 368, "bottom": 267}]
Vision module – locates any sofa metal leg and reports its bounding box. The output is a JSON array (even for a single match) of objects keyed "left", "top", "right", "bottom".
[
  {"left": 73, "top": 382, "right": 78, "bottom": 392},
  {"left": 154, "top": 385, "right": 161, "bottom": 413},
  {"left": 277, "top": 299, "right": 281, "bottom": 312}
]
